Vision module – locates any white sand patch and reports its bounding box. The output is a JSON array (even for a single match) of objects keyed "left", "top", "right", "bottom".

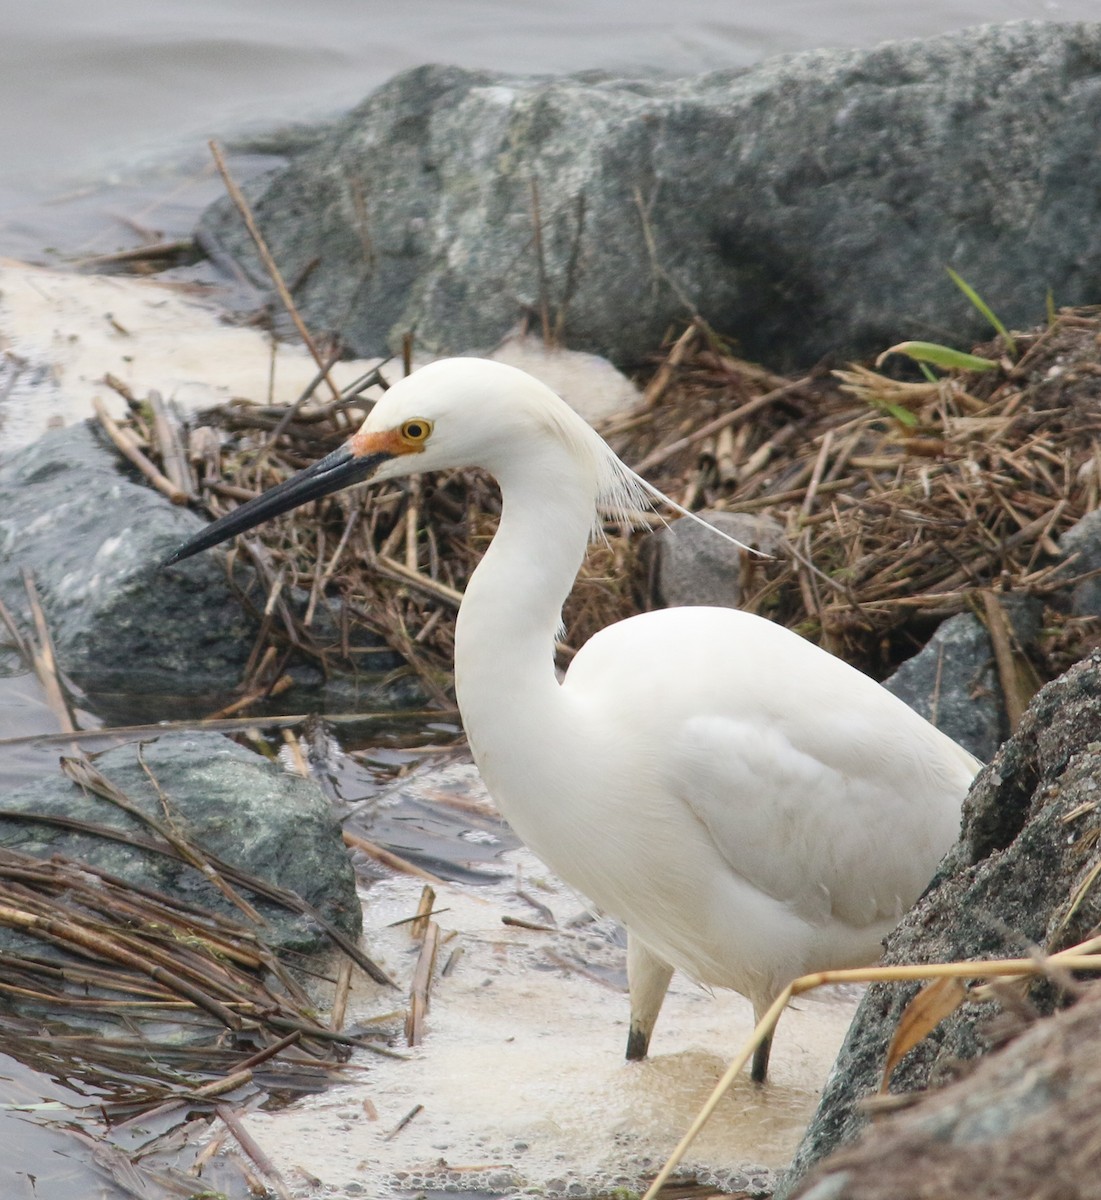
[
  {"left": 0, "top": 265, "right": 641, "bottom": 455},
  {"left": 0, "top": 260, "right": 389, "bottom": 448}
]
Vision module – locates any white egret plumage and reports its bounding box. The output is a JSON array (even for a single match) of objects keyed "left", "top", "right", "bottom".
[{"left": 164, "top": 357, "right": 980, "bottom": 1081}]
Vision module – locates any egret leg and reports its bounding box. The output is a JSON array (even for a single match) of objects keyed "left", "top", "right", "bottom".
[
  {"left": 625, "top": 934, "right": 674, "bottom": 1060},
  {"left": 750, "top": 1002, "right": 773, "bottom": 1084}
]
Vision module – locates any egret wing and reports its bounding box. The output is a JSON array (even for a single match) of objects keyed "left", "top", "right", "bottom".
[
  {"left": 566, "top": 606, "right": 974, "bottom": 932},
  {"left": 668, "top": 710, "right": 953, "bottom": 927}
]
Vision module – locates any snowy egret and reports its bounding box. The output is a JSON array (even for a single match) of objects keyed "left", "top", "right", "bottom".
[{"left": 165, "top": 358, "right": 980, "bottom": 1081}]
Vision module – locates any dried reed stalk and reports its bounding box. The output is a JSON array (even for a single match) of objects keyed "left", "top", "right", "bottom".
[{"left": 139, "top": 307, "right": 1101, "bottom": 704}]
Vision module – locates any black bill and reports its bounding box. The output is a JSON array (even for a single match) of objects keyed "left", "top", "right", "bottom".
[{"left": 161, "top": 443, "right": 389, "bottom": 567}]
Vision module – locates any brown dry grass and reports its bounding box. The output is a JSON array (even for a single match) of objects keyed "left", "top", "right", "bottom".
[
  {"left": 616, "top": 311, "right": 1101, "bottom": 674},
  {"left": 127, "top": 308, "right": 1101, "bottom": 705}
]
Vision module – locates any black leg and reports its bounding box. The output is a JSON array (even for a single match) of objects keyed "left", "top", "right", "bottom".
[
  {"left": 625, "top": 1023, "right": 651, "bottom": 1061},
  {"left": 625, "top": 935, "right": 673, "bottom": 1062},
  {"left": 750, "top": 1028, "right": 773, "bottom": 1084}
]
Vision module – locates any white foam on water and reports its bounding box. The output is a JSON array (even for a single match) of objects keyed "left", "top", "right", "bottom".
[
  {"left": 0, "top": 261, "right": 391, "bottom": 449},
  {"left": 241, "top": 843, "right": 860, "bottom": 1198}
]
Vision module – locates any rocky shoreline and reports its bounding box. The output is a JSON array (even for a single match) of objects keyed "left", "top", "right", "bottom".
[
  {"left": 198, "top": 21, "right": 1101, "bottom": 370},
  {"left": 2, "top": 18, "right": 1101, "bottom": 1199}
]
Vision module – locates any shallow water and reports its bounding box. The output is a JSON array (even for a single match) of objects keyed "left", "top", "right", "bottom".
[
  {"left": 0, "top": 686, "right": 863, "bottom": 1197},
  {"left": 248, "top": 759, "right": 865, "bottom": 1198},
  {"left": 2, "top": 0, "right": 1096, "bottom": 261},
  {"left": 0, "top": 1047, "right": 259, "bottom": 1199},
  {"left": 0, "top": 1053, "right": 98, "bottom": 1200}
]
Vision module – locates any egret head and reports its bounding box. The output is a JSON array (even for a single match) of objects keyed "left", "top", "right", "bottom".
[
  {"left": 350, "top": 357, "right": 564, "bottom": 481},
  {"left": 160, "top": 357, "right": 604, "bottom": 568}
]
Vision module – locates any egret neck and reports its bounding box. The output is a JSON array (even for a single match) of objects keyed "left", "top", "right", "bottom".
[{"left": 454, "top": 425, "right": 601, "bottom": 832}]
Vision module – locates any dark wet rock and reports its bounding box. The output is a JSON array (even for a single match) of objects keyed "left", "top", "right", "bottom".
[
  {"left": 634, "top": 512, "right": 784, "bottom": 610},
  {"left": 883, "top": 613, "right": 1003, "bottom": 761},
  {"left": 0, "top": 731, "right": 361, "bottom": 953},
  {"left": 0, "top": 421, "right": 254, "bottom": 700},
  {"left": 777, "top": 652, "right": 1101, "bottom": 1197},
  {"left": 793, "top": 983, "right": 1101, "bottom": 1200},
  {"left": 198, "top": 23, "right": 1101, "bottom": 369},
  {"left": 882, "top": 598, "right": 1043, "bottom": 763},
  {"left": 0, "top": 420, "right": 410, "bottom": 722},
  {"left": 882, "top": 613, "right": 1002, "bottom": 762},
  {"left": 1056, "top": 508, "right": 1101, "bottom": 617}
]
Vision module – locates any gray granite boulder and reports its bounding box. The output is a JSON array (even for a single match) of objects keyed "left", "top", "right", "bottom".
[
  {"left": 1056, "top": 508, "right": 1101, "bottom": 617},
  {"left": 198, "top": 22, "right": 1101, "bottom": 369},
  {"left": 634, "top": 512, "right": 784, "bottom": 610},
  {"left": 0, "top": 731, "right": 362, "bottom": 953},
  {"left": 883, "top": 613, "right": 1005, "bottom": 762},
  {"left": 0, "top": 420, "right": 407, "bottom": 723},
  {"left": 882, "top": 596, "right": 1043, "bottom": 763},
  {"left": 793, "top": 983, "right": 1101, "bottom": 1200},
  {"left": 0, "top": 421, "right": 261, "bottom": 705}
]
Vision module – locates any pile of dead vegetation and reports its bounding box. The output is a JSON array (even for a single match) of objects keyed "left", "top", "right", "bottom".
[
  {"left": 0, "top": 786, "right": 394, "bottom": 1119},
  {"left": 109, "top": 307, "right": 1101, "bottom": 701},
  {"left": 0, "top": 846, "right": 394, "bottom": 1196},
  {"left": 616, "top": 309, "right": 1101, "bottom": 675},
  {"left": 0, "top": 756, "right": 403, "bottom": 1192}
]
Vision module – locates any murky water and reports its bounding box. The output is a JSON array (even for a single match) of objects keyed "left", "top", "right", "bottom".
[
  {"left": 2, "top": 0, "right": 1096, "bottom": 261},
  {"left": 248, "top": 759, "right": 864, "bottom": 1198},
  {"left": 0, "top": 1053, "right": 99, "bottom": 1199}
]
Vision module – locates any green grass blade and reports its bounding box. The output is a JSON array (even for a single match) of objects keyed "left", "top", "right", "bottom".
[
  {"left": 876, "top": 341, "right": 999, "bottom": 373},
  {"left": 946, "top": 267, "right": 1017, "bottom": 355},
  {"left": 883, "top": 403, "right": 919, "bottom": 427}
]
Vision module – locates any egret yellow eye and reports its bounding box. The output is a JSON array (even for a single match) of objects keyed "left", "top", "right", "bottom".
[{"left": 400, "top": 419, "right": 433, "bottom": 445}]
